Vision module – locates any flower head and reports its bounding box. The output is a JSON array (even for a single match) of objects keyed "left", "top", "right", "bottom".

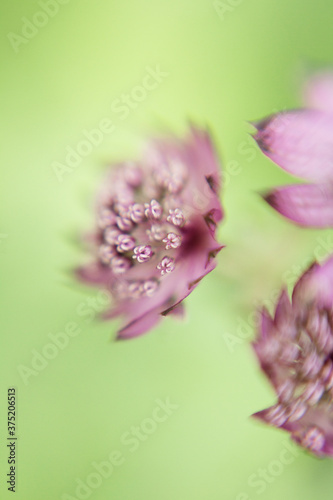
[
  {"left": 254, "top": 71, "right": 333, "bottom": 227},
  {"left": 76, "top": 126, "right": 224, "bottom": 339},
  {"left": 252, "top": 256, "right": 333, "bottom": 457}
]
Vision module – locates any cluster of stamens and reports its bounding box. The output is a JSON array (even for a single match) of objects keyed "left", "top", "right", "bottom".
[
  {"left": 95, "top": 162, "right": 188, "bottom": 300},
  {"left": 114, "top": 278, "right": 159, "bottom": 299},
  {"left": 260, "top": 306, "right": 333, "bottom": 454}
]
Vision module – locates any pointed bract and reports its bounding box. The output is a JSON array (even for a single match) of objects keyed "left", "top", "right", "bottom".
[
  {"left": 264, "top": 183, "right": 333, "bottom": 228},
  {"left": 255, "top": 110, "right": 333, "bottom": 183},
  {"left": 254, "top": 70, "right": 333, "bottom": 227}
]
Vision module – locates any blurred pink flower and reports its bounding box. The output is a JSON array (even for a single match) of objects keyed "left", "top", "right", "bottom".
[
  {"left": 254, "top": 71, "right": 333, "bottom": 227},
  {"left": 77, "top": 126, "right": 224, "bottom": 340},
  {"left": 252, "top": 256, "right": 333, "bottom": 457}
]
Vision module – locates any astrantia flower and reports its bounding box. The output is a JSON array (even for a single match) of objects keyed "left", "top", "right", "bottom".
[
  {"left": 77, "top": 126, "right": 224, "bottom": 340},
  {"left": 254, "top": 71, "right": 333, "bottom": 227},
  {"left": 252, "top": 256, "right": 333, "bottom": 457}
]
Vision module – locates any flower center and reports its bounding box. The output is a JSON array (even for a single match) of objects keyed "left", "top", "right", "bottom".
[{"left": 95, "top": 159, "right": 190, "bottom": 300}]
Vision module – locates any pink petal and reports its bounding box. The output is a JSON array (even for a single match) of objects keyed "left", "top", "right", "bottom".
[
  {"left": 252, "top": 407, "right": 283, "bottom": 426},
  {"left": 161, "top": 302, "right": 185, "bottom": 317},
  {"left": 117, "top": 309, "right": 161, "bottom": 340},
  {"left": 117, "top": 299, "right": 185, "bottom": 340},
  {"left": 259, "top": 307, "right": 274, "bottom": 340},
  {"left": 274, "top": 289, "right": 292, "bottom": 326},
  {"left": 184, "top": 127, "right": 224, "bottom": 222},
  {"left": 293, "top": 255, "right": 333, "bottom": 311},
  {"left": 186, "top": 126, "right": 222, "bottom": 191},
  {"left": 264, "top": 182, "right": 333, "bottom": 228},
  {"left": 254, "top": 110, "right": 333, "bottom": 182},
  {"left": 75, "top": 264, "right": 114, "bottom": 286},
  {"left": 252, "top": 309, "right": 276, "bottom": 370},
  {"left": 273, "top": 289, "right": 298, "bottom": 341},
  {"left": 303, "top": 71, "right": 333, "bottom": 114}
]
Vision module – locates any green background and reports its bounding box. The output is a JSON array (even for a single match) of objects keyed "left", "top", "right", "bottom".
[{"left": 2, "top": 1, "right": 333, "bottom": 499}]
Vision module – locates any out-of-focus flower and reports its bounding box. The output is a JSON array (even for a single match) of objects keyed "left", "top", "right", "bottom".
[
  {"left": 252, "top": 256, "right": 333, "bottom": 457},
  {"left": 254, "top": 71, "right": 333, "bottom": 227},
  {"left": 76, "top": 126, "right": 224, "bottom": 340}
]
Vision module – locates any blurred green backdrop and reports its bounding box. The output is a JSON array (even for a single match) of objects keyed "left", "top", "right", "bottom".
[{"left": 2, "top": 1, "right": 333, "bottom": 499}]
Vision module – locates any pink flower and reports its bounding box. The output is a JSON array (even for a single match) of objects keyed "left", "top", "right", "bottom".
[
  {"left": 252, "top": 256, "right": 333, "bottom": 457},
  {"left": 254, "top": 71, "right": 333, "bottom": 227},
  {"left": 76, "top": 126, "right": 224, "bottom": 340}
]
